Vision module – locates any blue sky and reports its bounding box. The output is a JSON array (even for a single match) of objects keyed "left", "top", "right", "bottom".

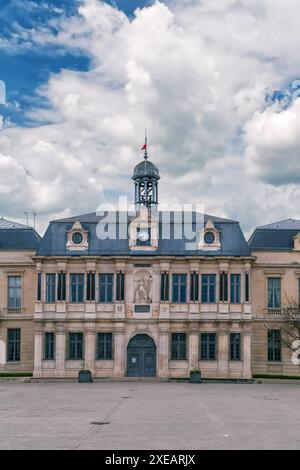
[
  {"left": 0, "top": 0, "right": 152, "bottom": 126},
  {"left": 0, "top": 0, "right": 300, "bottom": 233}
]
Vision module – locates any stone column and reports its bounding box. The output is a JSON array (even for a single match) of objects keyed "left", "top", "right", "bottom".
[
  {"left": 0, "top": 338, "right": 5, "bottom": 366},
  {"left": 158, "top": 324, "right": 169, "bottom": 378},
  {"left": 152, "top": 267, "right": 160, "bottom": 304},
  {"left": 33, "top": 325, "right": 43, "bottom": 378},
  {"left": 125, "top": 266, "right": 134, "bottom": 318},
  {"left": 41, "top": 272, "right": 46, "bottom": 304},
  {"left": 113, "top": 325, "right": 125, "bottom": 378},
  {"left": 55, "top": 325, "right": 66, "bottom": 377},
  {"left": 218, "top": 323, "right": 229, "bottom": 377},
  {"left": 243, "top": 327, "right": 252, "bottom": 379},
  {"left": 188, "top": 325, "right": 199, "bottom": 371},
  {"left": 85, "top": 326, "right": 95, "bottom": 374},
  {"left": 66, "top": 271, "right": 70, "bottom": 304},
  {"left": 186, "top": 272, "right": 191, "bottom": 304}
]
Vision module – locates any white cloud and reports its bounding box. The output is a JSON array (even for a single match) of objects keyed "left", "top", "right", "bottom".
[
  {"left": 244, "top": 99, "right": 300, "bottom": 185},
  {"left": 1, "top": 0, "right": 300, "bottom": 234}
]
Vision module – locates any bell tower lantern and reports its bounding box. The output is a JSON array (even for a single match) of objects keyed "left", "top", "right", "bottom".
[{"left": 132, "top": 135, "right": 160, "bottom": 210}]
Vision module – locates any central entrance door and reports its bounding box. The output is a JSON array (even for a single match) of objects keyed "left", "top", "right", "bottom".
[{"left": 127, "top": 334, "right": 156, "bottom": 377}]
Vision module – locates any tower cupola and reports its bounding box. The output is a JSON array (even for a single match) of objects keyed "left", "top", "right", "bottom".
[{"left": 132, "top": 135, "right": 160, "bottom": 209}]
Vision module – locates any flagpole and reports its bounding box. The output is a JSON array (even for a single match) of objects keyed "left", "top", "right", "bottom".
[{"left": 144, "top": 128, "right": 148, "bottom": 160}]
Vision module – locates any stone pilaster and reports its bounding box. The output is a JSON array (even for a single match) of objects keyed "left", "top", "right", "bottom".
[
  {"left": 33, "top": 325, "right": 43, "bottom": 378},
  {"left": 158, "top": 324, "right": 169, "bottom": 377},
  {"left": 243, "top": 326, "right": 252, "bottom": 379},
  {"left": 113, "top": 324, "right": 125, "bottom": 378},
  {"left": 152, "top": 267, "right": 160, "bottom": 304},
  {"left": 84, "top": 326, "right": 95, "bottom": 374},
  {"left": 125, "top": 266, "right": 134, "bottom": 304},
  {"left": 55, "top": 324, "right": 66, "bottom": 377},
  {"left": 188, "top": 324, "right": 199, "bottom": 371},
  {"left": 218, "top": 323, "right": 229, "bottom": 376}
]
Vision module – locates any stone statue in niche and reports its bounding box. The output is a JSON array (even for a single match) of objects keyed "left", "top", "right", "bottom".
[{"left": 134, "top": 275, "right": 152, "bottom": 303}]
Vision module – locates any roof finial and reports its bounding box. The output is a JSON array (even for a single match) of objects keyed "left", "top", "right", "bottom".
[{"left": 141, "top": 128, "right": 148, "bottom": 160}]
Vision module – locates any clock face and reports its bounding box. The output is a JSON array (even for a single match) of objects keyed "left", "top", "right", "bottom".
[{"left": 138, "top": 230, "right": 150, "bottom": 242}]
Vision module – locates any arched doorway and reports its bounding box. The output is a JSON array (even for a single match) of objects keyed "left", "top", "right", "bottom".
[{"left": 127, "top": 334, "right": 156, "bottom": 377}]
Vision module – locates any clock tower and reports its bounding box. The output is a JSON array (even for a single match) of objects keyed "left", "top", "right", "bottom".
[
  {"left": 132, "top": 137, "right": 160, "bottom": 211},
  {"left": 131, "top": 137, "right": 160, "bottom": 247}
]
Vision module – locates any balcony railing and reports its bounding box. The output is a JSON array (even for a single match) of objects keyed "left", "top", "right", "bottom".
[
  {"left": 267, "top": 308, "right": 282, "bottom": 316},
  {"left": 4, "top": 307, "right": 24, "bottom": 314}
]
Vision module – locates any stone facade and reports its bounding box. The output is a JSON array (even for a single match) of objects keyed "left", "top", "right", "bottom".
[
  {"left": 251, "top": 251, "right": 300, "bottom": 376},
  {"left": 0, "top": 250, "right": 37, "bottom": 372},
  {"left": 1, "top": 158, "right": 300, "bottom": 380},
  {"left": 32, "top": 257, "right": 253, "bottom": 379}
]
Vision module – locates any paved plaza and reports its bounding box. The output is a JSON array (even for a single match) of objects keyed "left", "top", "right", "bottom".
[{"left": 0, "top": 381, "right": 299, "bottom": 450}]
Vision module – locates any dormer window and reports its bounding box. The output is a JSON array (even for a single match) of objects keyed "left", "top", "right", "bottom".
[
  {"left": 128, "top": 207, "right": 158, "bottom": 251},
  {"left": 198, "top": 219, "right": 221, "bottom": 251},
  {"left": 72, "top": 232, "right": 83, "bottom": 245},
  {"left": 66, "top": 221, "right": 89, "bottom": 251},
  {"left": 204, "top": 231, "right": 215, "bottom": 244}
]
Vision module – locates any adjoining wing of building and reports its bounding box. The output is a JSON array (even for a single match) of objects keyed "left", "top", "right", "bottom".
[
  {"left": 249, "top": 219, "right": 300, "bottom": 377},
  {"left": 0, "top": 153, "right": 300, "bottom": 380}
]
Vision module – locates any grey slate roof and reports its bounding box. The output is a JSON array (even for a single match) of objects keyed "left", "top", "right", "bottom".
[
  {"left": 0, "top": 217, "right": 29, "bottom": 229},
  {"left": 257, "top": 219, "right": 300, "bottom": 230},
  {"left": 248, "top": 218, "right": 300, "bottom": 251},
  {"left": 37, "top": 211, "right": 250, "bottom": 257},
  {"left": 0, "top": 218, "right": 41, "bottom": 251},
  {"left": 132, "top": 159, "right": 160, "bottom": 180}
]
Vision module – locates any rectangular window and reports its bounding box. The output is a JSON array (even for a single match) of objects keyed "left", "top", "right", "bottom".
[
  {"left": 44, "top": 332, "right": 55, "bottom": 360},
  {"left": 268, "top": 330, "right": 281, "bottom": 362},
  {"left": 172, "top": 274, "right": 187, "bottom": 303},
  {"left": 230, "top": 274, "right": 241, "bottom": 304},
  {"left": 116, "top": 272, "right": 125, "bottom": 301},
  {"left": 160, "top": 272, "right": 169, "bottom": 302},
  {"left": 57, "top": 272, "right": 66, "bottom": 301},
  {"left": 7, "top": 328, "right": 21, "bottom": 362},
  {"left": 219, "top": 272, "right": 228, "bottom": 302},
  {"left": 99, "top": 274, "right": 114, "bottom": 303},
  {"left": 70, "top": 274, "right": 84, "bottom": 303},
  {"left": 46, "top": 273, "right": 56, "bottom": 303},
  {"left": 201, "top": 274, "right": 216, "bottom": 303},
  {"left": 97, "top": 333, "right": 113, "bottom": 359},
  {"left": 68, "top": 332, "right": 84, "bottom": 360},
  {"left": 86, "top": 272, "right": 95, "bottom": 301},
  {"left": 171, "top": 333, "right": 187, "bottom": 359},
  {"left": 268, "top": 278, "right": 281, "bottom": 309},
  {"left": 230, "top": 333, "right": 241, "bottom": 361},
  {"left": 190, "top": 272, "right": 199, "bottom": 302},
  {"left": 245, "top": 273, "right": 250, "bottom": 302},
  {"left": 37, "top": 273, "right": 42, "bottom": 301},
  {"left": 8, "top": 276, "right": 21, "bottom": 308},
  {"left": 200, "top": 333, "right": 216, "bottom": 360}
]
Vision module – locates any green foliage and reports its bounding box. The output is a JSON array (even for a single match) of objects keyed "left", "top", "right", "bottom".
[
  {"left": 0, "top": 372, "right": 33, "bottom": 377},
  {"left": 253, "top": 374, "right": 300, "bottom": 380}
]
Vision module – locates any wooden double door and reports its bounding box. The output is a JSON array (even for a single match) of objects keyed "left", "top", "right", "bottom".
[{"left": 127, "top": 334, "right": 156, "bottom": 377}]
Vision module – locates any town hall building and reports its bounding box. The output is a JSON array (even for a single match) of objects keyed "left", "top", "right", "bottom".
[
  {"left": 0, "top": 146, "right": 300, "bottom": 380},
  {"left": 32, "top": 148, "right": 253, "bottom": 380}
]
